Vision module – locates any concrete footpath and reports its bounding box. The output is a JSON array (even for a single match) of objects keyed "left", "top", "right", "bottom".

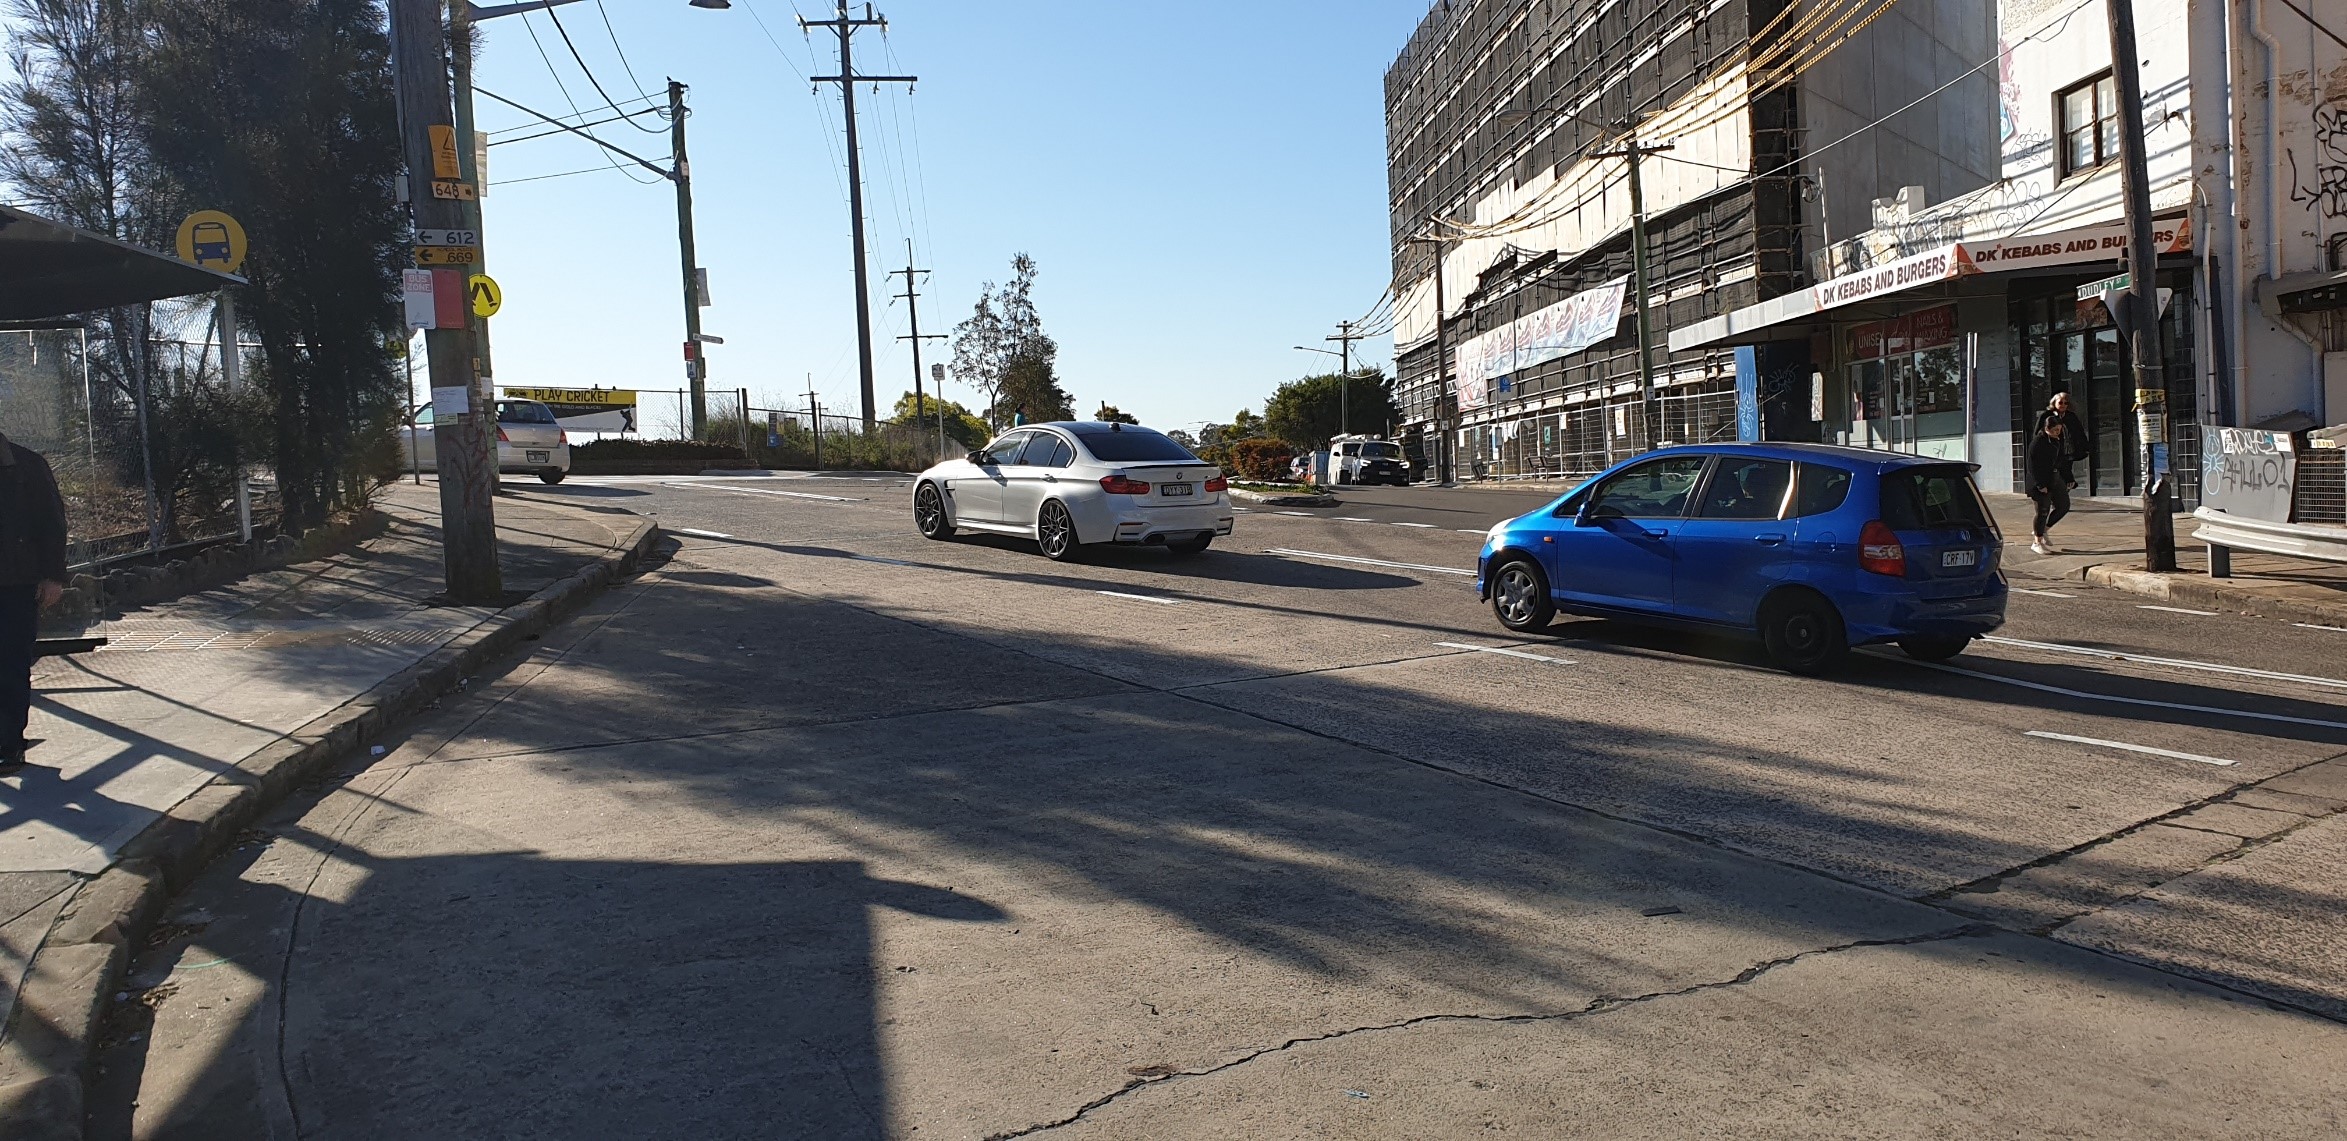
[
  {"left": 1993, "top": 492, "right": 2347, "bottom": 624},
  {"left": 0, "top": 481, "right": 656, "bottom": 1138}
]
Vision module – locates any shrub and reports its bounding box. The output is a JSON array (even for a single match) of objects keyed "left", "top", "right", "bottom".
[{"left": 1228, "top": 438, "right": 1296, "bottom": 481}]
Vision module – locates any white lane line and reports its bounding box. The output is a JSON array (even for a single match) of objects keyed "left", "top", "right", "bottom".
[
  {"left": 1276, "top": 510, "right": 1316, "bottom": 516},
  {"left": 1265, "top": 548, "right": 1476, "bottom": 577},
  {"left": 1098, "top": 591, "right": 1180, "bottom": 606},
  {"left": 1899, "top": 657, "right": 2347, "bottom": 730},
  {"left": 2139, "top": 604, "right": 2219, "bottom": 616},
  {"left": 1434, "top": 641, "right": 1574, "bottom": 664},
  {"left": 1390, "top": 522, "right": 1436, "bottom": 528},
  {"left": 2295, "top": 623, "right": 2347, "bottom": 633},
  {"left": 1456, "top": 529, "right": 1488, "bottom": 535},
  {"left": 674, "top": 527, "right": 734, "bottom": 540},
  {"left": 1334, "top": 517, "right": 1374, "bottom": 522},
  {"left": 664, "top": 481, "right": 860, "bottom": 503},
  {"left": 1981, "top": 635, "right": 2347, "bottom": 691},
  {"left": 2011, "top": 587, "right": 2075, "bottom": 598},
  {"left": 2025, "top": 730, "right": 2236, "bottom": 767}
]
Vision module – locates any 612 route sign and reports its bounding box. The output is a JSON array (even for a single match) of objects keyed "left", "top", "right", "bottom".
[{"left": 414, "top": 228, "right": 479, "bottom": 247}]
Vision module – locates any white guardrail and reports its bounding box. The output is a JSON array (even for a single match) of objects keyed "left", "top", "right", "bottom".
[{"left": 2193, "top": 508, "right": 2347, "bottom": 565}]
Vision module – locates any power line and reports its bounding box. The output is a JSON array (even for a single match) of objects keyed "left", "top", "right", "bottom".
[
  {"left": 490, "top": 103, "right": 664, "bottom": 147},
  {"left": 593, "top": 0, "right": 660, "bottom": 105},
  {"left": 518, "top": 10, "right": 661, "bottom": 184},
  {"left": 543, "top": 4, "right": 667, "bottom": 133}
]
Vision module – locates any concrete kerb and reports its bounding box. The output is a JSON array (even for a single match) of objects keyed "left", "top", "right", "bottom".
[
  {"left": 0, "top": 514, "right": 661, "bottom": 1139},
  {"left": 2078, "top": 562, "right": 2347, "bottom": 629}
]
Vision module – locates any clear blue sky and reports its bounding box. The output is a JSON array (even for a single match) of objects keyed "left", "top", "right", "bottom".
[{"left": 465, "top": 0, "right": 1432, "bottom": 435}]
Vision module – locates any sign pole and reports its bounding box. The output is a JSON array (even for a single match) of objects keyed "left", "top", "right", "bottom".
[
  {"left": 217, "top": 291, "right": 253, "bottom": 541},
  {"left": 2107, "top": 0, "right": 2177, "bottom": 572},
  {"left": 392, "top": 0, "right": 500, "bottom": 602}
]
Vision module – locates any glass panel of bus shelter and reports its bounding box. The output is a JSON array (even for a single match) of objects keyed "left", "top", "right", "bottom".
[{"left": 0, "top": 327, "right": 108, "bottom": 640}]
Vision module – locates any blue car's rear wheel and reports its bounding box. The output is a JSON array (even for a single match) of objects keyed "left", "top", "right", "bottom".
[
  {"left": 1760, "top": 590, "right": 1847, "bottom": 674},
  {"left": 1491, "top": 558, "right": 1554, "bottom": 633}
]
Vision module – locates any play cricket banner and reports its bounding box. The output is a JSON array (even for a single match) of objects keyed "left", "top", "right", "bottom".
[{"left": 502, "top": 386, "right": 638, "bottom": 433}]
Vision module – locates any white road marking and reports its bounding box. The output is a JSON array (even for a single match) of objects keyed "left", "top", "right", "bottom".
[
  {"left": 1981, "top": 635, "right": 2347, "bottom": 691},
  {"left": 674, "top": 527, "right": 733, "bottom": 540},
  {"left": 1276, "top": 510, "right": 1315, "bottom": 516},
  {"left": 2011, "top": 587, "right": 2075, "bottom": 598},
  {"left": 2138, "top": 604, "right": 2219, "bottom": 616},
  {"left": 1456, "top": 529, "right": 1488, "bottom": 535},
  {"left": 1265, "top": 548, "right": 1475, "bottom": 576},
  {"left": 2295, "top": 623, "right": 2347, "bottom": 633},
  {"left": 1097, "top": 591, "right": 1180, "bottom": 606},
  {"left": 665, "top": 481, "right": 859, "bottom": 503},
  {"left": 1334, "top": 517, "right": 1374, "bottom": 522},
  {"left": 1232, "top": 508, "right": 1252, "bottom": 513},
  {"left": 1435, "top": 641, "right": 1573, "bottom": 664},
  {"left": 2024, "top": 731, "right": 2236, "bottom": 767},
  {"left": 1900, "top": 658, "right": 2347, "bottom": 730},
  {"left": 1390, "top": 522, "right": 1436, "bottom": 528}
]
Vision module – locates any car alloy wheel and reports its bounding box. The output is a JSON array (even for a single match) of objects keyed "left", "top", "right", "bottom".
[
  {"left": 1761, "top": 592, "right": 1847, "bottom": 674},
  {"left": 1491, "top": 559, "right": 1554, "bottom": 632},
  {"left": 915, "top": 483, "right": 953, "bottom": 539},
  {"left": 1038, "top": 500, "right": 1078, "bottom": 560}
]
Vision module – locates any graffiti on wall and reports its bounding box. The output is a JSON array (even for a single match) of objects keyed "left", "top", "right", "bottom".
[{"left": 2286, "top": 100, "right": 2347, "bottom": 218}]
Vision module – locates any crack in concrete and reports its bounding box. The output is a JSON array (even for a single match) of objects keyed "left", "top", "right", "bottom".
[{"left": 982, "top": 924, "right": 1995, "bottom": 1139}]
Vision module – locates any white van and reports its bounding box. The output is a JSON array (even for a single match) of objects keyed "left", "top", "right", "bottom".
[{"left": 1329, "top": 435, "right": 1410, "bottom": 486}]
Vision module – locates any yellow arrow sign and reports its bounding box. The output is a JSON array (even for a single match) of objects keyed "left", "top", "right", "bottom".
[{"left": 468, "top": 273, "right": 502, "bottom": 319}]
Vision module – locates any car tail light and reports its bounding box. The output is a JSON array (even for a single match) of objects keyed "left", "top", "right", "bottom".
[
  {"left": 558, "top": 429, "right": 569, "bottom": 445},
  {"left": 1204, "top": 474, "right": 1228, "bottom": 493},
  {"left": 495, "top": 426, "right": 509, "bottom": 443},
  {"left": 1100, "top": 475, "right": 1152, "bottom": 495},
  {"left": 1859, "top": 520, "right": 1906, "bottom": 577}
]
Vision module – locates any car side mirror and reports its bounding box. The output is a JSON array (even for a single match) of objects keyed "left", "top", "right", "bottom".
[{"left": 966, "top": 450, "right": 989, "bottom": 464}]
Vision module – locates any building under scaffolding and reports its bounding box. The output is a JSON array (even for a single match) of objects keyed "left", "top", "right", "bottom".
[{"left": 1384, "top": 0, "right": 1997, "bottom": 481}]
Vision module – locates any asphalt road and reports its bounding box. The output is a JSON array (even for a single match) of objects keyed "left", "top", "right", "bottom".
[{"left": 97, "top": 473, "right": 2347, "bottom": 1139}]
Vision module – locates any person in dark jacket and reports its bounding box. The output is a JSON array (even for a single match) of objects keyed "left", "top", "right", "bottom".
[
  {"left": 2025, "top": 415, "right": 2076, "bottom": 556},
  {"left": 2035, "top": 391, "right": 2089, "bottom": 485},
  {"left": 0, "top": 432, "right": 68, "bottom": 774}
]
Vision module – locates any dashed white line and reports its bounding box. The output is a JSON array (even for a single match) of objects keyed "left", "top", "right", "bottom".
[
  {"left": 2295, "top": 623, "right": 2347, "bottom": 633},
  {"left": 1276, "top": 510, "right": 1315, "bottom": 516},
  {"left": 2025, "top": 731, "right": 2236, "bottom": 767},
  {"left": 1265, "top": 548, "right": 1475, "bottom": 576},
  {"left": 2011, "top": 587, "right": 2075, "bottom": 598},
  {"left": 1899, "top": 657, "right": 2347, "bottom": 730},
  {"left": 1097, "top": 591, "right": 1180, "bottom": 606},
  {"left": 1434, "top": 641, "right": 1574, "bottom": 664},
  {"left": 674, "top": 527, "right": 734, "bottom": 540},
  {"left": 1981, "top": 635, "right": 2347, "bottom": 691},
  {"left": 1456, "top": 529, "right": 1488, "bottom": 535},
  {"left": 1390, "top": 522, "right": 1436, "bottom": 528},
  {"left": 1334, "top": 517, "right": 1374, "bottom": 523},
  {"left": 665, "top": 481, "right": 859, "bottom": 503},
  {"left": 2138, "top": 604, "right": 2219, "bottom": 616}
]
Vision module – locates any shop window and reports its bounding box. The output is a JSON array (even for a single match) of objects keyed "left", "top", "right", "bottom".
[{"left": 2059, "top": 72, "right": 2118, "bottom": 178}]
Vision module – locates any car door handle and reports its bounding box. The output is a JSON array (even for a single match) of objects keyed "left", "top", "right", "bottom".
[
  {"left": 1755, "top": 533, "right": 1787, "bottom": 545},
  {"left": 1641, "top": 528, "right": 1668, "bottom": 540},
  {"left": 1043, "top": 474, "right": 1057, "bottom": 482}
]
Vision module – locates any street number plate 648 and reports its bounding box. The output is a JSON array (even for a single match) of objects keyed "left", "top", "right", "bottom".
[{"left": 1942, "top": 549, "right": 1977, "bottom": 568}]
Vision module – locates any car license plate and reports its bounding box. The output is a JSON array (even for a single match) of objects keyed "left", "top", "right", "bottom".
[
  {"left": 1942, "top": 549, "right": 1977, "bottom": 568},
  {"left": 1161, "top": 483, "right": 1193, "bottom": 497},
  {"left": 526, "top": 449, "right": 549, "bottom": 463}
]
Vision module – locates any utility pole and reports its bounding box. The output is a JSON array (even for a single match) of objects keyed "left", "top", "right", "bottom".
[
  {"left": 804, "top": 377, "right": 823, "bottom": 468},
  {"left": 391, "top": 0, "right": 500, "bottom": 602},
  {"left": 891, "top": 240, "right": 946, "bottom": 458},
  {"left": 1404, "top": 234, "right": 1452, "bottom": 484},
  {"left": 672, "top": 79, "right": 710, "bottom": 438},
  {"left": 2108, "top": 0, "right": 2177, "bottom": 571},
  {"left": 803, "top": 1, "right": 915, "bottom": 431},
  {"left": 1592, "top": 138, "right": 1675, "bottom": 451},
  {"left": 1327, "top": 318, "right": 1363, "bottom": 437}
]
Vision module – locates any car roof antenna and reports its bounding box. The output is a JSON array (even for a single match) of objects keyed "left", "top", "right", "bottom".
[{"left": 1111, "top": 422, "right": 1123, "bottom": 431}]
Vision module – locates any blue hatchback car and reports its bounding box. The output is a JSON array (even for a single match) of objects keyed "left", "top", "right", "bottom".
[{"left": 1475, "top": 443, "right": 2006, "bottom": 672}]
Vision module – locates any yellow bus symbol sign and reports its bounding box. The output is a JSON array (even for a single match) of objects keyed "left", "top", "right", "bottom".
[{"left": 175, "top": 210, "right": 248, "bottom": 274}]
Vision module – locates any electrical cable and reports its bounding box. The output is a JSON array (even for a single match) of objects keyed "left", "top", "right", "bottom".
[
  {"left": 593, "top": 0, "right": 660, "bottom": 106},
  {"left": 518, "top": 11, "right": 662, "bottom": 184},
  {"left": 544, "top": 5, "right": 667, "bottom": 133},
  {"left": 490, "top": 104, "right": 665, "bottom": 147}
]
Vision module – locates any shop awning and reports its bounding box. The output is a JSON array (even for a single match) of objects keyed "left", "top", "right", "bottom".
[
  {"left": 0, "top": 204, "right": 242, "bottom": 322},
  {"left": 1667, "top": 215, "right": 2192, "bottom": 353}
]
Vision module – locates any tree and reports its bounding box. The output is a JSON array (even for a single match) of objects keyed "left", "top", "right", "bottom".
[
  {"left": 949, "top": 253, "right": 1060, "bottom": 428},
  {"left": 1093, "top": 403, "right": 1139, "bottom": 425},
  {"left": 1264, "top": 369, "right": 1398, "bottom": 450},
  {"left": 136, "top": 0, "right": 407, "bottom": 529},
  {"left": 997, "top": 351, "right": 1071, "bottom": 424},
  {"left": 1164, "top": 428, "right": 1198, "bottom": 449},
  {"left": 888, "top": 391, "right": 991, "bottom": 447}
]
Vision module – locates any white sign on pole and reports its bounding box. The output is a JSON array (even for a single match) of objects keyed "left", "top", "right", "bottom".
[
  {"left": 431, "top": 385, "right": 471, "bottom": 419},
  {"left": 414, "top": 228, "right": 481, "bottom": 247},
  {"left": 401, "top": 268, "right": 436, "bottom": 330}
]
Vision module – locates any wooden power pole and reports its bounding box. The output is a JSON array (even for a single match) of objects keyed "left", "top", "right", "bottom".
[
  {"left": 391, "top": 0, "right": 500, "bottom": 602},
  {"left": 2107, "top": 0, "right": 2178, "bottom": 571},
  {"left": 803, "top": 1, "right": 915, "bottom": 431}
]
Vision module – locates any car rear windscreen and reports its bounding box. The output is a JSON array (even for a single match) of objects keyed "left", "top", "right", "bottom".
[
  {"left": 497, "top": 402, "right": 557, "bottom": 424},
  {"left": 1072, "top": 428, "right": 1196, "bottom": 462},
  {"left": 1879, "top": 466, "right": 1992, "bottom": 530}
]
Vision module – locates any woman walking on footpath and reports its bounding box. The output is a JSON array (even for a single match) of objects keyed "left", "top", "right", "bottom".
[
  {"left": 2026, "top": 415, "right": 2075, "bottom": 556},
  {"left": 2037, "top": 390, "right": 2089, "bottom": 486}
]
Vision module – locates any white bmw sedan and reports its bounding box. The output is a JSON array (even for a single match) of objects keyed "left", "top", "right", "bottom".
[{"left": 911, "top": 421, "right": 1233, "bottom": 560}]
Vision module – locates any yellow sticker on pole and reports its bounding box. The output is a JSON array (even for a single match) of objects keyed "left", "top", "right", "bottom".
[{"left": 428, "top": 124, "right": 462, "bottom": 179}]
